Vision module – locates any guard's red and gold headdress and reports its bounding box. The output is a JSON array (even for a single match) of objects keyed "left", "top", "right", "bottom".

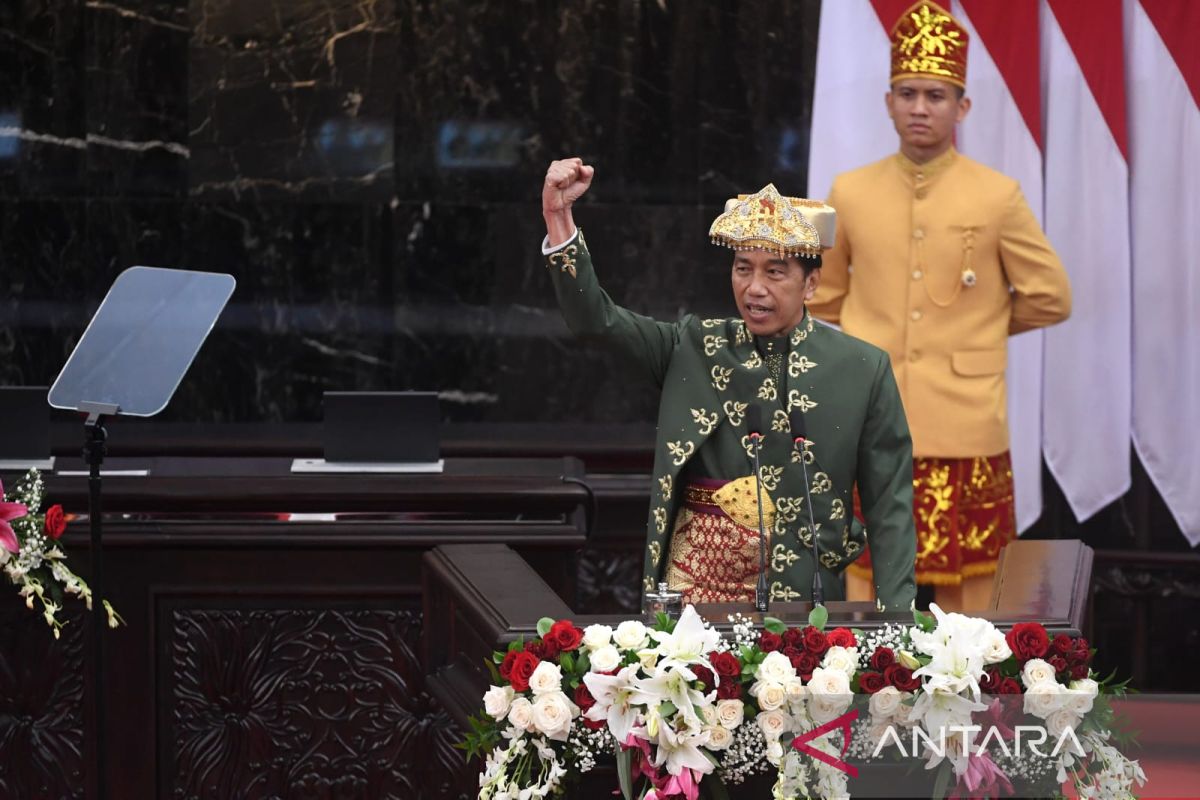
[{"left": 889, "top": 1, "right": 969, "bottom": 89}]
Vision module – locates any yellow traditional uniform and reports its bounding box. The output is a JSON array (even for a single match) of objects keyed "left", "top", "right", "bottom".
[{"left": 809, "top": 146, "right": 1071, "bottom": 585}]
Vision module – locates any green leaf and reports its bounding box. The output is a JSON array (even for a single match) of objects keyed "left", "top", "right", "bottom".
[
  {"left": 492, "top": 651, "right": 504, "bottom": 664},
  {"left": 931, "top": 760, "right": 952, "bottom": 800},
  {"left": 616, "top": 747, "right": 634, "bottom": 800},
  {"left": 508, "top": 638, "right": 522, "bottom": 654},
  {"left": 537, "top": 617, "right": 554, "bottom": 637},
  {"left": 561, "top": 652, "right": 575, "bottom": 673},
  {"left": 484, "top": 658, "right": 501, "bottom": 684},
  {"left": 659, "top": 700, "right": 678, "bottom": 718},
  {"left": 575, "top": 651, "right": 590, "bottom": 675},
  {"left": 763, "top": 616, "right": 786, "bottom": 635},
  {"left": 808, "top": 604, "right": 829, "bottom": 631},
  {"left": 913, "top": 609, "right": 936, "bottom": 632}
]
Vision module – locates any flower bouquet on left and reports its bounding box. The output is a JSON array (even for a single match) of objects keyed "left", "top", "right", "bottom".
[{"left": 1, "top": 468, "right": 122, "bottom": 636}]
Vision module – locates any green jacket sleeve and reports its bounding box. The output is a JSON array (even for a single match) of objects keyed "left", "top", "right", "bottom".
[
  {"left": 545, "top": 230, "right": 681, "bottom": 386},
  {"left": 856, "top": 352, "right": 917, "bottom": 611}
]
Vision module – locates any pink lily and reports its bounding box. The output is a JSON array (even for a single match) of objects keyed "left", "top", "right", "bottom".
[
  {"left": 949, "top": 751, "right": 1014, "bottom": 799},
  {"left": 645, "top": 768, "right": 700, "bottom": 800},
  {"left": 0, "top": 479, "right": 28, "bottom": 554}
]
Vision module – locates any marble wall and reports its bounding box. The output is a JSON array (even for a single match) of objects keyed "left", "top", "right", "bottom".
[{"left": 0, "top": 0, "right": 820, "bottom": 423}]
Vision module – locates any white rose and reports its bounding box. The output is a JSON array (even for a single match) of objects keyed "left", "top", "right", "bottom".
[
  {"left": 507, "top": 697, "right": 535, "bottom": 732},
  {"left": 1023, "top": 682, "right": 1066, "bottom": 719},
  {"left": 753, "top": 681, "right": 788, "bottom": 712},
  {"left": 715, "top": 698, "right": 745, "bottom": 729},
  {"left": 588, "top": 644, "right": 622, "bottom": 673},
  {"left": 821, "top": 646, "right": 858, "bottom": 677},
  {"left": 810, "top": 694, "right": 852, "bottom": 725},
  {"left": 582, "top": 624, "right": 613, "bottom": 651},
  {"left": 1064, "top": 679, "right": 1097, "bottom": 715},
  {"left": 766, "top": 739, "right": 784, "bottom": 765},
  {"left": 528, "top": 661, "right": 563, "bottom": 695},
  {"left": 784, "top": 679, "right": 807, "bottom": 709},
  {"left": 757, "top": 709, "right": 789, "bottom": 741},
  {"left": 981, "top": 629, "right": 1013, "bottom": 665},
  {"left": 868, "top": 720, "right": 896, "bottom": 748},
  {"left": 614, "top": 620, "right": 649, "bottom": 650},
  {"left": 531, "top": 691, "right": 578, "bottom": 741},
  {"left": 1045, "top": 708, "right": 1082, "bottom": 739},
  {"left": 868, "top": 685, "right": 903, "bottom": 719},
  {"left": 757, "top": 651, "right": 797, "bottom": 684},
  {"left": 483, "top": 685, "right": 515, "bottom": 720},
  {"left": 1022, "top": 658, "right": 1058, "bottom": 689},
  {"left": 892, "top": 697, "right": 918, "bottom": 727},
  {"left": 807, "top": 666, "right": 851, "bottom": 697},
  {"left": 706, "top": 724, "right": 734, "bottom": 751}
]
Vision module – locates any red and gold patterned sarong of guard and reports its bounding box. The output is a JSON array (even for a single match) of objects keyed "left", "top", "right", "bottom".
[
  {"left": 664, "top": 478, "right": 770, "bottom": 604},
  {"left": 847, "top": 452, "right": 1015, "bottom": 586}
]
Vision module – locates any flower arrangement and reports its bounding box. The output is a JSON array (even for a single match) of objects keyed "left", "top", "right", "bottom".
[
  {"left": 1, "top": 468, "right": 122, "bottom": 635},
  {"left": 462, "top": 603, "right": 1143, "bottom": 800}
]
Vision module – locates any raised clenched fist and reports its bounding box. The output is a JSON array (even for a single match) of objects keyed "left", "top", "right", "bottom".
[{"left": 542, "top": 158, "right": 595, "bottom": 216}]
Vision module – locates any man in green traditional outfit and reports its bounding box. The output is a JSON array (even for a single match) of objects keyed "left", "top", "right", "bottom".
[{"left": 542, "top": 158, "right": 916, "bottom": 611}]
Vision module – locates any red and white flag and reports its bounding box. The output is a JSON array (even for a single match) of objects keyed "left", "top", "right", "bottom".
[
  {"left": 1041, "top": 0, "right": 1133, "bottom": 521},
  {"left": 1126, "top": 0, "right": 1200, "bottom": 544},
  {"left": 953, "top": 0, "right": 1046, "bottom": 532}
]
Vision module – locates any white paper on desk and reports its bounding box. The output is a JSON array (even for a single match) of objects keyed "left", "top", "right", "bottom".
[
  {"left": 55, "top": 469, "right": 150, "bottom": 477},
  {"left": 290, "top": 458, "right": 445, "bottom": 474},
  {"left": 0, "top": 457, "right": 56, "bottom": 471}
]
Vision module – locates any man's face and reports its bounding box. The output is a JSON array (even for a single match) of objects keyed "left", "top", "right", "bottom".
[
  {"left": 731, "top": 250, "right": 820, "bottom": 338},
  {"left": 886, "top": 78, "right": 970, "bottom": 152}
]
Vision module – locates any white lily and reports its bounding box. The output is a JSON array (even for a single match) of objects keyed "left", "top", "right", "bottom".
[
  {"left": 650, "top": 720, "right": 714, "bottom": 776},
  {"left": 582, "top": 664, "right": 642, "bottom": 743},
  {"left": 629, "top": 664, "right": 708, "bottom": 732},
  {"left": 648, "top": 605, "right": 720, "bottom": 674}
]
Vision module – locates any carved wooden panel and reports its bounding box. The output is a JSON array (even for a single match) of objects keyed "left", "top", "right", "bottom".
[
  {"left": 577, "top": 546, "right": 642, "bottom": 615},
  {"left": 166, "top": 607, "right": 466, "bottom": 799},
  {"left": 0, "top": 603, "right": 86, "bottom": 799}
]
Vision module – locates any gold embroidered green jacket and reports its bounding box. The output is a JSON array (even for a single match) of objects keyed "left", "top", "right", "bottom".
[{"left": 547, "top": 231, "right": 917, "bottom": 610}]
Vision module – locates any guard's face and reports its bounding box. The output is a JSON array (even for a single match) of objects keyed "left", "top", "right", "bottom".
[
  {"left": 731, "top": 251, "right": 820, "bottom": 338},
  {"left": 886, "top": 78, "right": 970, "bottom": 152}
]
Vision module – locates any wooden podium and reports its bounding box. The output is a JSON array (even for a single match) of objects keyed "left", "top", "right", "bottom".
[{"left": 422, "top": 539, "right": 1094, "bottom": 797}]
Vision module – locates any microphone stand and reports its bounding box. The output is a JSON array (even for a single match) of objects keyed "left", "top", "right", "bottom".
[
  {"left": 789, "top": 409, "right": 824, "bottom": 607},
  {"left": 750, "top": 433, "right": 769, "bottom": 612}
]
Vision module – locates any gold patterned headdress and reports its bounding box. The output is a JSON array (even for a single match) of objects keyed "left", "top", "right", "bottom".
[
  {"left": 708, "top": 184, "right": 836, "bottom": 260},
  {"left": 890, "top": 1, "right": 969, "bottom": 89}
]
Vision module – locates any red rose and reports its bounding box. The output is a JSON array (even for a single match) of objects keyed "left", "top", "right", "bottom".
[
  {"left": 1052, "top": 633, "right": 1074, "bottom": 657},
  {"left": 43, "top": 504, "right": 66, "bottom": 540},
  {"left": 716, "top": 679, "right": 742, "bottom": 700},
  {"left": 759, "top": 631, "right": 783, "bottom": 652},
  {"left": 870, "top": 647, "right": 896, "bottom": 672},
  {"left": 783, "top": 628, "right": 805, "bottom": 649},
  {"left": 711, "top": 651, "right": 742, "bottom": 678},
  {"left": 1006, "top": 623, "right": 1050, "bottom": 662},
  {"left": 574, "top": 683, "right": 596, "bottom": 711},
  {"left": 499, "top": 650, "right": 519, "bottom": 680},
  {"left": 802, "top": 626, "right": 829, "bottom": 656},
  {"left": 526, "top": 638, "right": 558, "bottom": 661},
  {"left": 1049, "top": 655, "right": 1069, "bottom": 675},
  {"left": 827, "top": 628, "right": 857, "bottom": 649},
  {"left": 583, "top": 717, "right": 606, "bottom": 730},
  {"left": 885, "top": 664, "right": 920, "bottom": 692},
  {"left": 997, "top": 678, "right": 1022, "bottom": 695},
  {"left": 693, "top": 665, "right": 715, "bottom": 690},
  {"left": 787, "top": 651, "right": 806, "bottom": 672},
  {"left": 1071, "top": 639, "right": 1092, "bottom": 665},
  {"left": 1070, "top": 663, "right": 1090, "bottom": 680},
  {"left": 859, "top": 672, "right": 886, "bottom": 693},
  {"left": 549, "top": 620, "right": 583, "bottom": 652},
  {"left": 797, "top": 652, "right": 819, "bottom": 681},
  {"left": 979, "top": 668, "right": 1001, "bottom": 693},
  {"left": 509, "top": 652, "right": 540, "bottom": 692}
]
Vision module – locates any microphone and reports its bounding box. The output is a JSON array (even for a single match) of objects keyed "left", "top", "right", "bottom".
[
  {"left": 746, "top": 404, "right": 769, "bottom": 612},
  {"left": 789, "top": 410, "right": 824, "bottom": 606}
]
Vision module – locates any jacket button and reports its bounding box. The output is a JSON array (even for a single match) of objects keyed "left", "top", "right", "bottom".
[
  {"left": 910, "top": 350, "right": 922, "bottom": 361},
  {"left": 915, "top": 188, "right": 927, "bottom": 200},
  {"left": 912, "top": 228, "right": 925, "bottom": 240},
  {"left": 911, "top": 310, "right": 923, "bottom": 321},
  {"left": 912, "top": 269, "right": 923, "bottom": 280}
]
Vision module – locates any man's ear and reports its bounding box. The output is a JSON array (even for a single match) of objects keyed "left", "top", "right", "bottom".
[{"left": 804, "top": 267, "right": 822, "bottom": 301}]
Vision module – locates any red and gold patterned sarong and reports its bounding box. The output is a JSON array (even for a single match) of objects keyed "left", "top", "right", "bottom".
[
  {"left": 848, "top": 452, "right": 1015, "bottom": 586},
  {"left": 664, "top": 478, "right": 769, "bottom": 604}
]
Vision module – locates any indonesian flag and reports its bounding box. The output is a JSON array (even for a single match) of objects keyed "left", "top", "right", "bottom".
[
  {"left": 953, "top": 0, "right": 1046, "bottom": 532},
  {"left": 1127, "top": 0, "right": 1200, "bottom": 544},
  {"left": 1041, "top": 0, "right": 1133, "bottom": 521}
]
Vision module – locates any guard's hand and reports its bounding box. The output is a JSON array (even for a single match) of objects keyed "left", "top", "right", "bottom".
[{"left": 543, "top": 158, "right": 594, "bottom": 216}]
